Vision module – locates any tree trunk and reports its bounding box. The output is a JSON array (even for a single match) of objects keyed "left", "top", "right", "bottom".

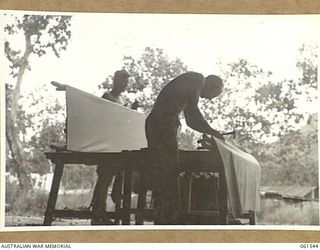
[{"left": 6, "top": 32, "right": 33, "bottom": 190}]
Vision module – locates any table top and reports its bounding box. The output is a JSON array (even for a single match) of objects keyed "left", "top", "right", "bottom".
[{"left": 45, "top": 149, "right": 223, "bottom": 172}]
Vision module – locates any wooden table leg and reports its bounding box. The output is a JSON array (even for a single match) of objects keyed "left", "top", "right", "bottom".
[
  {"left": 122, "top": 167, "right": 132, "bottom": 225},
  {"left": 135, "top": 173, "right": 147, "bottom": 225},
  {"left": 43, "top": 160, "right": 64, "bottom": 226},
  {"left": 249, "top": 210, "right": 256, "bottom": 225},
  {"left": 114, "top": 172, "right": 123, "bottom": 225},
  {"left": 218, "top": 171, "right": 228, "bottom": 225}
]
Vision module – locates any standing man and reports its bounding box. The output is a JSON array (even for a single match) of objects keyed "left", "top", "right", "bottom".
[
  {"left": 52, "top": 70, "right": 137, "bottom": 225},
  {"left": 101, "top": 70, "right": 130, "bottom": 106},
  {"left": 91, "top": 69, "right": 134, "bottom": 225},
  {"left": 145, "top": 71, "right": 224, "bottom": 225}
]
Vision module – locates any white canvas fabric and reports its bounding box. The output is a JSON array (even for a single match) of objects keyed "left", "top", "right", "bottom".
[
  {"left": 214, "top": 138, "right": 261, "bottom": 217},
  {"left": 66, "top": 86, "right": 147, "bottom": 152}
]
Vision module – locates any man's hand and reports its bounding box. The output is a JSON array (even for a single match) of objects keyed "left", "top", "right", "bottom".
[
  {"left": 131, "top": 100, "right": 140, "bottom": 110},
  {"left": 51, "top": 81, "right": 66, "bottom": 91},
  {"left": 210, "top": 129, "right": 224, "bottom": 140}
]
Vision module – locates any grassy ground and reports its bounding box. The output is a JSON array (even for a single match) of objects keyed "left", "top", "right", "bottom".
[
  {"left": 5, "top": 190, "right": 319, "bottom": 226},
  {"left": 256, "top": 198, "right": 319, "bottom": 225}
]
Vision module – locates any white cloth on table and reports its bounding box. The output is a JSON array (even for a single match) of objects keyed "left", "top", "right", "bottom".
[
  {"left": 66, "top": 86, "right": 147, "bottom": 152},
  {"left": 214, "top": 138, "right": 261, "bottom": 217}
]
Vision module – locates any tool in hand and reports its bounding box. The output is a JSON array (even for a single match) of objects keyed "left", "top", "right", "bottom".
[
  {"left": 197, "top": 129, "right": 236, "bottom": 150},
  {"left": 221, "top": 130, "right": 236, "bottom": 139}
]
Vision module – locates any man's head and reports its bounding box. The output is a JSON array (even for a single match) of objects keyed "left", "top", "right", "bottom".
[
  {"left": 200, "top": 75, "right": 224, "bottom": 100},
  {"left": 112, "top": 70, "right": 130, "bottom": 93}
]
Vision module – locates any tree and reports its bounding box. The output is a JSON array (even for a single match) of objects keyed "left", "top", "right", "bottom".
[
  {"left": 5, "top": 84, "right": 32, "bottom": 176},
  {"left": 193, "top": 45, "right": 317, "bottom": 186},
  {"left": 6, "top": 83, "right": 66, "bottom": 175},
  {"left": 5, "top": 14, "right": 72, "bottom": 190},
  {"left": 211, "top": 45, "right": 318, "bottom": 186},
  {"left": 296, "top": 44, "right": 317, "bottom": 89},
  {"left": 98, "top": 47, "right": 198, "bottom": 149},
  {"left": 99, "top": 47, "right": 189, "bottom": 114},
  {"left": 261, "top": 124, "right": 318, "bottom": 186},
  {"left": 200, "top": 58, "right": 273, "bottom": 144},
  {"left": 25, "top": 85, "right": 67, "bottom": 175},
  {"left": 259, "top": 44, "right": 318, "bottom": 186},
  {"left": 100, "top": 45, "right": 317, "bottom": 186}
]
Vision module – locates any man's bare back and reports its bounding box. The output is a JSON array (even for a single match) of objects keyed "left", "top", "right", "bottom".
[
  {"left": 151, "top": 72, "right": 204, "bottom": 118},
  {"left": 147, "top": 71, "right": 223, "bottom": 140}
]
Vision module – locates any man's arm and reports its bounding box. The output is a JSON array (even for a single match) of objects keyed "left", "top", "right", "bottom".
[
  {"left": 102, "top": 92, "right": 139, "bottom": 110},
  {"left": 130, "top": 100, "right": 140, "bottom": 110},
  {"left": 51, "top": 81, "right": 66, "bottom": 91},
  {"left": 184, "top": 97, "right": 223, "bottom": 139}
]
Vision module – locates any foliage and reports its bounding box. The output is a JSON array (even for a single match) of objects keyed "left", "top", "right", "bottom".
[
  {"left": 99, "top": 47, "right": 189, "bottom": 114},
  {"left": 56, "top": 190, "right": 95, "bottom": 211},
  {"left": 256, "top": 198, "right": 319, "bottom": 225},
  {"left": 26, "top": 86, "right": 66, "bottom": 175},
  {"left": 123, "top": 47, "right": 201, "bottom": 150},
  {"left": 5, "top": 84, "right": 32, "bottom": 174},
  {"left": 256, "top": 45, "right": 318, "bottom": 186},
  {"left": 6, "top": 178, "right": 48, "bottom": 216},
  {"left": 296, "top": 44, "right": 318, "bottom": 89},
  {"left": 177, "top": 128, "right": 198, "bottom": 150},
  {"left": 5, "top": 14, "right": 72, "bottom": 76},
  {"left": 114, "top": 45, "right": 318, "bottom": 186},
  {"left": 201, "top": 59, "right": 273, "bottom": 143},
  {"left": 5, "top": 14, "right": 72, "bottom": 190},
  {"left": 6, "top": 84, "right": 66, "bottom": 176},
  {"left": 60, "top": 165, "right": 97, "bottom": 190},
  {"left": 260, "top": 118, "right": 318, "bottom": 186},
  {"left": 196, "top": 45, "right": 317, "bottom": 187}
]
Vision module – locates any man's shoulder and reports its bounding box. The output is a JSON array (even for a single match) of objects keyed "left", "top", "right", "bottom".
[
  {"left": 182, "top": 71, "right": 204, "bottom": 81},
  {"left": 101, "top": 92, "right": 109, "bottom": 98},
  {"left": 176, "top": 72, "right": 204, "bottom": 88},
  {"left": 102, "top": 91, "right": 114, "bottom": 101}
]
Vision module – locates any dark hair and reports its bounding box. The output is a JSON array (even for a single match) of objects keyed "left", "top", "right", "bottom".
[{"left": 114, "top": 70, "right": 130, "bottom": 79}]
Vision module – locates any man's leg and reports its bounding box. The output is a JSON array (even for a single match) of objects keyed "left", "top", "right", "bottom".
[
  {"left": 154, "top": 149, "right": 180, "bottom": 225},
  {"left": 111, "top": 172, "right": 122, "bottom": 203},
  {"left": 145, "top": 116, "right": 181, "bottom": 225},
  {"left": 91, "top": 165, "right": 114, "bottom": 225}
]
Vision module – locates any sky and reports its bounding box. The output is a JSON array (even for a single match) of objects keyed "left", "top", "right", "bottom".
[
  {"left": 1, "top": 11, "right": 319, "bottom": 118},
  {"left": 2, "top": 12, "right": 319, "bottom": 90}
]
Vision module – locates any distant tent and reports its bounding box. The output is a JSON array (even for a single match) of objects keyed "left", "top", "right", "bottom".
[{"left": 260, "top": 186, "right": 319, "bottom": 201}]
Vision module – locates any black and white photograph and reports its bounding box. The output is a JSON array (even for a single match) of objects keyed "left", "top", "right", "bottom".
[{"left": 1, "top": 10, "right": 319, "bottom": 229}]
